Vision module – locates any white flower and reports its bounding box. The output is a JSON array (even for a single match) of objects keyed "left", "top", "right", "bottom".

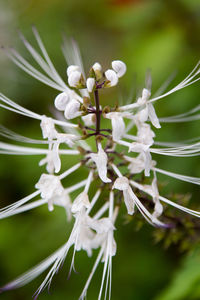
[
  {"left": 105, "top": 112, "right": 125, "bottom": 141},
  {"left": 142, "top": 88, "right": 151, "bottom": 101},
  {"left": 64, "top": 98, "right": 80, "bottom": 119},
  {"left": 86, "top": 77, "right": 95, "bottom": 93},
  {"left": 128, "top": 145, "right": 153, "bottom": 177},
  {"left": 134, "top": 105, "right": 149, "bottom": 123},
  {"left": 136, "top": 88, "right": 161, "bottom": 128},
  {"left": 74, "top": 217, "right": 96, "bottom": 257},
  {"left": 35, "top": 174, "right": 64, "bottom": 211},
  {"left": 113, "top": 176, "right": 135, "bottom": 215},
  {"left": 137, "top": 123, "right": 155, "bottom": 146},
  {"left": 126, "top": 153, "right": 156, "bottom": 175},
  {"left": 81, "top": 114, "right": 95, "bottom": 126},
  {"left": 89, "top": 143, "right": 111, "bottom": 183},
  {"left": 68, "top": 70, "right": 82, "bottom": 88},
  {"left": 54, "top": 92, "right": 70, "bottom": 111},
  {"left": 40, "top": 116, "right": 57, "bottom": 140},
  {"left": 148, "top": 102, "right": 161, "bottom": 128},
  {"left": 52, "top": 133, "right": 77, "bottom": 173},
  {"left": 71, "top": 191, "right": 91, "bottom": 214},
  {"left": 105, "top": 69, "right": 119, "bottom": 87},
  {"left": 112, "top": 60, "right": 126, "bottom": 78}
]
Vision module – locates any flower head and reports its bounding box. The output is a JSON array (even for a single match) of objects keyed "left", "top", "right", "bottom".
[{"left": 1, "top": 28, "right": 200, "bottom": 299}]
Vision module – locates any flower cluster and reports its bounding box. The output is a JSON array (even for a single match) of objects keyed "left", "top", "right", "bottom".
[{"left": 0, "top": 28, "right": 200, "bottom": 299}]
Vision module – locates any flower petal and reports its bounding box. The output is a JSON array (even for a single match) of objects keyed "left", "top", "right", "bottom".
[
  {"left": 54, "top": 92, "right": 70, "bottom": 111},
  {"left": 105, "top": 69, "right": 118, "bottom": 87},
  {"left": 111, "top": 60, "right": 126, "bottom": 78},
  {"left": 90, "top": 143, "right": 111, "bottom": 183}
]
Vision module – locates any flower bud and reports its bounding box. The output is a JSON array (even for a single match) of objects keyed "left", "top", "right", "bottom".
[
  {"left": 67, "top": 65, "right": 80, "bottom": 77},
  {"left": 112, "top": 60, "right": 126, "bottom": 78},
  {"left": 105, "top": 69, "right": 118, "bottom": 87},
  {"left": 68, "top": 71, "right": 82, "bottom": 88},
  {"left": 54, "top": 92, "right": 70, "bottom": 111},
  {"left": 64, "top": 99, "right": 80, "bottom": 119},
  {"left": 92, "top": 62, "right": 102, "bottom": 80},
  {"left": 86, "top": 78, "right": 95, "bottom": 93},
  {"left": 92, "top": 62, "right": 102, "bottom": 72}
]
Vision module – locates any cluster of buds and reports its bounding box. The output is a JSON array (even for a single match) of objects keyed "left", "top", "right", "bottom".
[
  {"left": 67, "top": 60, "right": 126, "bottom": 90},
  {"left": 0, "top": 28, "right": 200, "bottom": 299}
]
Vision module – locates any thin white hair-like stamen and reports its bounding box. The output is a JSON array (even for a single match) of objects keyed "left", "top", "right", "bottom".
[
  {"left": 154, "top": 167, "right": 200, "bottom": 185},
  {"left": 120, "top": 62, "right": 200, "bottom": 111}
]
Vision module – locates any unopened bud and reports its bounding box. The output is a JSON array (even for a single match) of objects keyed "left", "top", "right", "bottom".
[
  {"left": 64, "top": 99, "right": 80, "bottom": 119},
  {"left": 112, "top": 60, "right": 126, "bottom": 78},
  {"left": 86, "top": 78, "right": 95, "bottom": 93},
  {"left": 67, "top": 65, "right": 80, "bottom": 77},
  {"left": 92, "top": 62, "right": 102, "bottom": 80},
  {"left": 68, "top": 71, "right": 82, "bottom": 88},
  {"left": 54, "top": 92, "right": 70, "bottom": 111},
  {"left": 104, "top": 69, "right": 118, "bottom": 87}
]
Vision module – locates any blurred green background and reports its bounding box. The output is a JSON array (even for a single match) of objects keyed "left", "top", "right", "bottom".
[{"left": 0, "top": 0, "right": 200, "bottom": 299}]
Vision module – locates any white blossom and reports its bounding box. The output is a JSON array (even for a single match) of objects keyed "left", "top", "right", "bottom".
[
  {"left": 40, "top": 116, "right": 57, "bottom": 140},
  {"left": 35, "top": 174, "right": 64, "bottom": 211},
  {"left": 125, "top": 153, "right": 156, "bottom": 175},
  {"left": 71, "top": 191, "right": 91, "bottom": 214},
  {"left": 113, "top": 176, "right": 135, "bottom": 215},
  {"left": 51, "top": 133, "right": 78, "bottom": 173},
  {"left": 136, "top": 88, "right": 161, "bottom": 128},
  {"left": 89, "top": 143, "right": 111, "bottom": 183},
  {"left": 137, "top": 123, "right": 155, "bottom": 146},
  {"left": 105, "top": 112, "right": 125, "bottom": 141}
]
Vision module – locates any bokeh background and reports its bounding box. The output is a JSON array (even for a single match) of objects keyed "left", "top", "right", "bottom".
[{"left": 0, "top": 0, "right": 200, "bottom": 299}]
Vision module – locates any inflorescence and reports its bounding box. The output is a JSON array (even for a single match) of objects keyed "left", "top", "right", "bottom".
[{"left": 0, "top": 28, "right": 200, "bottom": 299}]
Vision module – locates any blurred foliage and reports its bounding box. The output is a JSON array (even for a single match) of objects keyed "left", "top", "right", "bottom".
[
  {"left": 156, "top": 247, "right": 200, "bottom": 300},
  {"left": 0, "top": 0, "right": 200, "bottom": 299}
]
